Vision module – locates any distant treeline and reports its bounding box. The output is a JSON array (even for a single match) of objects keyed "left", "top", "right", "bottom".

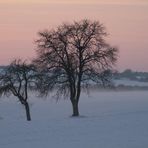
[
  {"left": 0, "top": 66, "right": 7, "bottom": 69},
  {"left": 114, "top": 69, "right": 148, "bottom": 82},
  {"left": 1, "top": 66, "right": 148, "bottom": 82}
]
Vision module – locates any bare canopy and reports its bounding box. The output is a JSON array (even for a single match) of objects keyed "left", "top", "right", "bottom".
[{"left": 34, "top": 19, "right": 118, "bottom": 116}]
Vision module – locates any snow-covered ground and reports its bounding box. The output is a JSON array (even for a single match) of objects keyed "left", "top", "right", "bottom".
[
  {"left": 114, "top": 79, "right": 148, "bottom": 87},
  {"left": 0, "top": 91, "right": 148, "bottom": 148}
]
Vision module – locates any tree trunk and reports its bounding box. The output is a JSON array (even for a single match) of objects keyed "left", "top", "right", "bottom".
[
  {"left": 24, "top": 102, "right": 31, "bottom": 121},
  {"left": 72, "top": 100, "right": 79, "bottom": 117}
]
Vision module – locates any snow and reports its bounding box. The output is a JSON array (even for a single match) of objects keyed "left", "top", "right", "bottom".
[
  {"left": 114, "top": 79, "right": 148, "bottom": 87},
  {"left": 0, "top": 91, "right": 148, "bottom": 148}
]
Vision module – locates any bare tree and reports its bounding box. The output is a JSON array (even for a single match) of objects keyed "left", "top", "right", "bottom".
[
  {"left": 34, "top": 19, "right": 118, "bottom": 116},
  {"left": 0, "top": 59, "right": 38, "bottom": 121}
]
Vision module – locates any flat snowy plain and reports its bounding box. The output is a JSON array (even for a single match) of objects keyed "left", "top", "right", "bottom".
[{"left": 0, "top": 90, "right": 148, "bottom": 148}]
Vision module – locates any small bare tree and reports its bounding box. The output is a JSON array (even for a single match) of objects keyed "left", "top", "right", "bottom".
[
  {"left": 0, "top": 59, "right": 38, "bottom": 121},
  {"left": 35, "top": 19, "right": 118, "bottom": 116}
]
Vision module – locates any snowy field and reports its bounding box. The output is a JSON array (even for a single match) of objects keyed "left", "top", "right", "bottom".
[{"left": 0, "top": 91, "right": 148, "bottom": 148}]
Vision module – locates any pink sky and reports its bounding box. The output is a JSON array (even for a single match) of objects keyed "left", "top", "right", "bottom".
[{"left": 0, "top": 0, "right": 148, "bottom": 71}]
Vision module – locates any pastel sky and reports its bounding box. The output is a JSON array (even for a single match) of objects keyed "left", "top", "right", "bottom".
[{"left": 0, "top": 0, "right": 148, "bottom": 71}]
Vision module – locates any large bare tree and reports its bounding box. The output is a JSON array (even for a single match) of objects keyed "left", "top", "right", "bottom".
[
  {"left": 0, "top": 60, "right": 38, "bottom": 121},
  {"left": 35, "top": 19, "right": 118, "bottom": 116}
]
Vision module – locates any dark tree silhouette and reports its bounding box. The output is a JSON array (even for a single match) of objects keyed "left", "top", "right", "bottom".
[
  {"left": 34, "top": 19, "right": 118, "bottom": 116},
  {"left": 0, "top": 59, "right": 38, "bottom": 121}
]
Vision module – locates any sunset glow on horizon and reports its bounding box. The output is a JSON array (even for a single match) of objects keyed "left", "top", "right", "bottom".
[{"left": 0, "top": 0, "right": 148, "bottom": 71}]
